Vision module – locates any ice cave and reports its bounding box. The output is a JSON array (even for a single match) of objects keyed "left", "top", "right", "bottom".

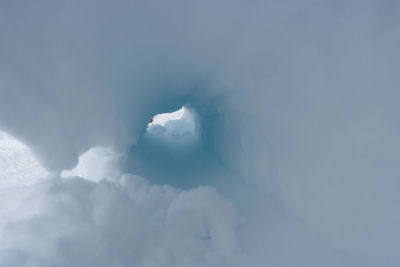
[{"left": 0, "top": 1, "right": 399, "bottom": 267}]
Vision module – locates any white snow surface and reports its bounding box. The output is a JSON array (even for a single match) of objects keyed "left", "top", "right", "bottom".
[{"left": 0, "top": 131, "right": 47, "bottom": 187}]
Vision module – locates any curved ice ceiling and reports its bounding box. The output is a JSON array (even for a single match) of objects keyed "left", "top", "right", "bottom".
[{"left": 0, "top": 0, "right": 400, "bottom": 266}]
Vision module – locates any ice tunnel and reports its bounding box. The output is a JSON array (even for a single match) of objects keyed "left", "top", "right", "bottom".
[{"left": 0, "top": 1, "right": 400, "bottom": 267}]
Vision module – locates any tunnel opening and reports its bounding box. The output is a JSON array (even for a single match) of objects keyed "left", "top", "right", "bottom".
[
  {"left": 121, "top": 104, "right": 231, "bottom": 189},
  {"left": 144, "top": 106, "right": 201, "bottom": 153}
]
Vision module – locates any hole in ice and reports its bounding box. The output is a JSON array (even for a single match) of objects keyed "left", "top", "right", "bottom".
[
  {"left": 145, "top": 106, "right": 200, "bottom": 149},
  {"left": 122, "top": 105, "right": 210, "bottom": 188}
]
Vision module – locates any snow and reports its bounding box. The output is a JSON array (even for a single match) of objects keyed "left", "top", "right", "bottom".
[{"left": 0, "top": 131, "right": 48, "bottom": 187}]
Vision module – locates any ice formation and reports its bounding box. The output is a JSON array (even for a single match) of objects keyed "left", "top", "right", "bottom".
[{"left": 0, "top": 0, "right": 399, "bottom": 266}]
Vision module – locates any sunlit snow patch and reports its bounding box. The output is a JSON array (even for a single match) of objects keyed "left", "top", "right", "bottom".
[
  {"left": 148, "top": 106, "right": 186, "bottom": 127},
  {"left": 0, "top": 130, "right": 48, "bottom": 188},
  {"left": 61, "top": 147, "right": 120, "bottom": 182},
  {"left": 145, "top": 106, "right": 200, "bottom": 148}
]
